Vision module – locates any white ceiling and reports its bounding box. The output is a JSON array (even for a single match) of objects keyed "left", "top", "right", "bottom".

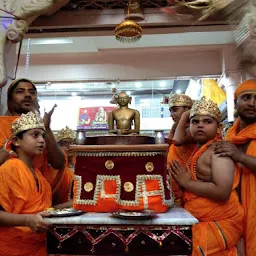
[
  {"left": 20, "top": 28, "right": 232, "bottom": 97},
  {"left": 36, "top": 79, "right": 176, "bottom": 96},
  {"left": 21, "top": 31, "right": 234, "bottom": 54}
]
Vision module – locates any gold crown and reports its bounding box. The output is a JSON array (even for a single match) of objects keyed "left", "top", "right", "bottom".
[
  {"left": 190, "top": 96, "right": 221, "bottom": 122},
  {"left": 56, "top": 126, "right": 75, "bottom": 142},
  {"left": 11, "top": 111, "right": 45, "bottom": 136},
  {"left": 168, "top": 94, "right": 193, "bottom": 108}
]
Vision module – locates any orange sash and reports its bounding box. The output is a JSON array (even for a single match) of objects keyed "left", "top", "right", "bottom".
[
  {"left": 0, "top": 158, "right": 52, "bottom": 256},
  {"left": 45, "top": 154, "right": 74, "bottom": 205},
  {"left": 0, "top": 116, "right": 17, "bottom": 146},
  {"left": 226, "top": 118, "right": 256, "bottom": 256},
  {"left": 184, "top": 137, "right": 244, "bottom": 256},
  {"left": 167, "top": 143, "right": 196, "bottom": 206}
]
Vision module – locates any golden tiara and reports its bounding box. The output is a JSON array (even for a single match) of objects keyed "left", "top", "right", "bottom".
[
  {"left": 11, "top": 111, "right": 45, "bottom": 136},
  {"left": 190, "top": 96, "right": 221, "bottom": 122},
  {"left": 168, "top": 94, "right": 193, "bottom": 108},
  {"left": 56, "top": 126, "right": 75, "bottom": 142}
]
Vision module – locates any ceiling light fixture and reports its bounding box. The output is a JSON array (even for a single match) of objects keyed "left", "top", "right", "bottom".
[
  {"left": 25, "top": 38, "right": 73, "bottom": 45},
  {"left": 115, "top": 19, "right": 142, "bottom": 43},
  {"left": 125, "top": 0, "right": 144, "bottom": 22},
  {"left": 135, "top": 82, "right": 142, "bottom": 87},
  {"left": 160, "top": 81, "right": 166, "bottom": 87},
  {"left": 115, "top": 0, "right": 142, "bottom": 43}
]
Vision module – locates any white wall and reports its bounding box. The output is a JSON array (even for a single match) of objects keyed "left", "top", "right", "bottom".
[{"left": 39, "top": 96, "right": 173, "bottom": 131}]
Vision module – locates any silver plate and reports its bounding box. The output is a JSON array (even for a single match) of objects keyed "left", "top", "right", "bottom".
[
  {"left": 112, "top": 211, "right": 154, "bottom": 220},
  {"left": 45, "top": 208, "right": 84, "bottom": 217}
]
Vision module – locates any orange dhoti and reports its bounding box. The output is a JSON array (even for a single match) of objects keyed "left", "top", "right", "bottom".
[
  {"left": 226, "top": 118, "right": 256, "bottom": 256},
  {"left": 184, "top": 138, "right": 244, "bottom": 256},
  {"left": 0, "top": 158, "right": 52, "bottom": 256}
]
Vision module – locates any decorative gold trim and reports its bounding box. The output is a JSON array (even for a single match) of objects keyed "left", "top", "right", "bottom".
[
  {"left": 123, "top": 182, "right": 134, "bottom": 192},
  {"left": 145, "top": 162, "right": 154, "bottom": 172},
  {"left": 52, "top": 225, "right": 191, "bottom": 233},
  {"left": 11, "top": 111, "right": 45, "bottom": 136},
  {"left": 77, "top": 152, "right": 166, "bottom": 157},
  {"left": 84, "top": 182, "right": 94, "bottom": 192},
  {"left": 190, "top": 96, "right": 221, "bottom": 122},
  {"left": 100, "top": 175, "right": 121, "bottom": 199},
  {"left": 74, "top": 174, "right": 174, "bottom": 209},
  {"left": 56, "top": 126, "right": 75, "bottom": 142},
  {"left": 105, "top": 160, "right": 114, "bottom": 170},
  {"left": 168, "top": 94, "right": 193, "bottom": 108},
  {"left": 115, "top": 19, "right": 142, "bottom": 43},
  {"left": 166, "top": 174, "right": 175, "bottom": 200}
]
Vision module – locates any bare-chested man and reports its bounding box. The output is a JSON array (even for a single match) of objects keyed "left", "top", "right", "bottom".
[{"left": 214, "top": 79, "right": 256, "bottom": 256}]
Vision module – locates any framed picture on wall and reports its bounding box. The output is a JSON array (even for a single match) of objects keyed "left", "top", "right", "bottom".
[{"left": 77, "top": 106, "right": 117, "bottom": 130}]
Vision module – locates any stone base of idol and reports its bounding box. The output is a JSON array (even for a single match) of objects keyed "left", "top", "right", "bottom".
[{"left": 46, "top": 206, "right": 198, "bottom": 256}]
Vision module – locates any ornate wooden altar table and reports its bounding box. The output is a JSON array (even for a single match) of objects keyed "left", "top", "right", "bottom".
[{"left": 46, "top": 206, "right": 198, "bottom": 256}]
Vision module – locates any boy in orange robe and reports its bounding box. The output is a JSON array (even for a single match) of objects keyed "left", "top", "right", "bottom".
[
  {"left": 0, "top": 111, "right": 52, "bottom": 256},
  {"left": 47, "top": 126, "right": 75, "bottom": 206},
  {"left": 170, "top": 96, "right": 244, "bottom": 255},
  {"left": 167, "top": 94, "right": 196, "bottom": 205},
  {"left": 214, "top": 79, "right": 256, "bottom": 256}
]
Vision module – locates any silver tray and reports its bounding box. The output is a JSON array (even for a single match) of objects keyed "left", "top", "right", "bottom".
[
  {"left": 45, "top": 208, "right": 84, "bottom": 217},
  {"left": 111, "top": 211, "right": 155, "bottom": 220}
]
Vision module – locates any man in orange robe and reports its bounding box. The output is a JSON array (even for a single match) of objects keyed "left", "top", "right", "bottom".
[
  {"left": 170, "top": 97, "right": 244, "bottom": 255},
  {"left": 0, "top": 78, "right": 66, "bottom": 202},
  {"left": 214, "top": 79, "right": 256, "bottom": 256},
  {"left": 167, "top": 94, "right": 196, "bottom": 205},
  {"left": 0, "top": 111, "right": 52, "bottom": 256}
]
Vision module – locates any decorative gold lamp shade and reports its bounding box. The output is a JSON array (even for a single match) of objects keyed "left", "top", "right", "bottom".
[
  {"left": 115, "top": 19, "right": 142, "bottom": 43},
  {"left": 125, "top": 0, "right": 144, "bottom": 22}
]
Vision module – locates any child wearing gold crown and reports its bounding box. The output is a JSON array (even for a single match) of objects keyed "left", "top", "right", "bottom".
[
  {"left": 167, "top": 94, "right": 196, "bottom": 206},
  {"left": 46, "top": 126, "right": 75, "bottom": 208},
  {"left": 169, "top": 97, "right": 244, "bottom": 255},
  {"left": 0, "top": 111, "right": 52, "bottom": 255},
  {"left": 167, "top": 93, "right": 193, "bottom": 140}
]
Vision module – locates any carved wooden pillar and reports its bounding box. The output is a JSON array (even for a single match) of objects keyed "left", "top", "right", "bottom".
[{"left": 0, "top": 0, "right": 69, "bottom": 114}]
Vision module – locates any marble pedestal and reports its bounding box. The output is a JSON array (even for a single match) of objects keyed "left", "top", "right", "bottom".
[{"left": 46, "top": 206, "right": 198, "bottom": 256}]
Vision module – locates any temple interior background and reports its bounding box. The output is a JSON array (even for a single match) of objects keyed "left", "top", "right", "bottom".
[{"left": 12, "top": 0, "right": 252, "bottom": 134}]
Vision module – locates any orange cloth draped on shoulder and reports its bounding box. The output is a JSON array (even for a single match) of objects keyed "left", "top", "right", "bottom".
[
  {"left": 167, "top": 143, "right": 196, "bottom": 206},
  {"left": 226, "top": 118, "right": 256, "bottom": 256},
  {"left": 44, "top": 153, "right": 74, "bottom": 205},
  {"left": 0, "top": 158, "right": 52, "bottom": 256},
  {"left": 184, "top": 137, "right": 244, "bottom": 256},
  {"left": 0, "top": 116, "right": 17, "bottom": 146}
]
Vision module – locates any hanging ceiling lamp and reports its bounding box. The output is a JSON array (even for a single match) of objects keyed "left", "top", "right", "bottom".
[
  {"left": 125, "top": 0, "right": 144, "bottom": 22},
  {"left": 115, "top": 0, "right": 143, "bottom": 43},
  {"left": 115, "top": 19, "right": 142, "bottom": 43}
]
